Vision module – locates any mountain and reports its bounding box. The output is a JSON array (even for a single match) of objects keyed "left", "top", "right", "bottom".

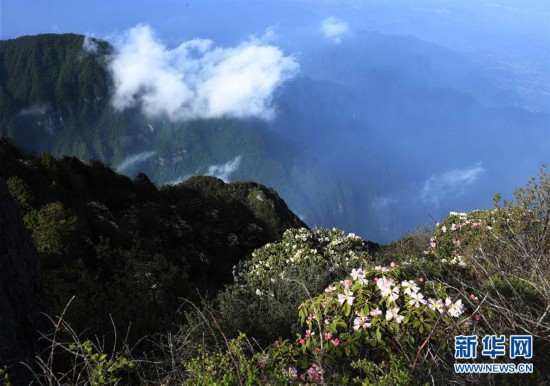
[
  {"left": 1, "top": 33, "right": 548, "bottom": 243},
  {"left": 0, "top": 138, "right": 304, "bottom": 344},
  {"left": 0, "top": 177, "right": 45, "bottom": 385}
]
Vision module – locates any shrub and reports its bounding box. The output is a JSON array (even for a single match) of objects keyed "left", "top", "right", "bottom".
[{"left": 215, "top": 227, "right": 375, "bottom": 344}]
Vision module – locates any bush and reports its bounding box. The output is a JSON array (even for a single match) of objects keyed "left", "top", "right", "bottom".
[
  {"left": 182, "top": 262, "right": 473, "bottom": 384},
  {"left": 215, "top": 227, "right": 375, "bottom": 344}
]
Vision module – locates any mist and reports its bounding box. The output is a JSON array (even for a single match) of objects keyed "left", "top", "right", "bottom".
[{"left": 2, "top": 0, "right": 549, "bottom": 242}]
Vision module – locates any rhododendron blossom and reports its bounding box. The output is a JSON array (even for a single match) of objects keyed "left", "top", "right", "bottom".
[
  {"left": 353, "top": 316, "right": 371, "bottom": 330},
  {"left": 385, "top": 307, "right": 403, "bottom": 323},
  {"left": 428, "top": 298, "right": 444, "bottom": 313},
  {"left": 409, "top": 291, "right": 427, "bottom": 307},
  {"left": 325, "top": 285, "right": 337, "bottom": 293},
  {"left": 401, "top": 280, "right": 420, "bottom": 295},
  {"left": 337, "top": 289, "right": 355, "bottom": 305},
  {"left": 350, "top": 268, "right": 364, "bottom": 280},
  {"left": 369, "top": 307, "right": 382, "bottom": 317},
  {"left": 377, "top": 277, "right": 393, "bottom": 297},
  {"left": 388, "top": 286, "right": 400, "bottom": 302},
  {"left": 341, "top": 279, "right": 353, "bottom": 288},
  {"left": 448, "top": 299, "right": 465, "bottom": 317}
]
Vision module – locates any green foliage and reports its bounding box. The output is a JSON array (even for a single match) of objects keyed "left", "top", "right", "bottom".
[
  {"left": 26, "top": 201, "right": 77, "bottom": 258},
  {"left": 183, "top": 334, "right": 263, "bottom": 386},
  {"left": 350, "top": 357, "right": 418, "bottom": 386},
  {"left": 0, "top": 139, "right": 303, "bottom": 351},
  {"left": 0, "top": 366, "right": 11, "bottom": 386},
  {"left": 183, "top": 262, "right": 471, "bottom": 384},
  {"left": 6, "top": 176, "right": 33, "bottom": 210},
  {"left": 214, "top": 227, "right": 374, "bottom": 344},
  {"left": 294, "top": 263, "right": 468, "bottom": 381},
  {"left": 68, "top": 340, "right": 134, "bottom": 386}
]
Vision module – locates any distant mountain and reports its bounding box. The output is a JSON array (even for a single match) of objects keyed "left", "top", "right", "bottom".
[
  {"left": 0, "top": 138, "right": 304, "bottom": 343},
  {"left": 1, "top": 33, "right": 548, "bottom": 243}
]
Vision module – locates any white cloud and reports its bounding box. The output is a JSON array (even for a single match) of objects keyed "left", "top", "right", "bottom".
[
  {"left": 83, "top": 35, "right": 99, "bottom": 53},
  {"left": 164, "top": 175, "right": 192, "bottom": 186},
  {"left": 116, "top": 151, "right": 155, "bottom": 173},
  {"left": 421, "top": 164, "right": 485, "bottom": 206},
  {"left": 108, "top": 25, "right": 299, "bottom": 121},
  {"left": 205, "top": 155, "right": 242, "bottom": 182},
  {"left": 370, "top": 196, "right": 397, "bottom": 209},
  {"left": 320, "top": 17, "right": 350, "bottom": 44}
]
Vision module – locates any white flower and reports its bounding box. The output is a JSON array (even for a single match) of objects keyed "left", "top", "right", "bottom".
[
  {"left": 325, "top": 285, "right": 337, "bottom": 293},
  {"left": 428, "top": 298, "right": 444, "bottom": 313},
  {"left": 369, "top": 307, "right": 382, "bottom": 317},
  {"left": 385, "top": 307, "right": 404, "bottom": 323},
  {"left": 409, "top": 292, "right": 427, "bottom": 307},
  {"left": 337, "top": 289, "right": 355, "bottom": 306},
  {"left": 401, "top": 280, "right": 420, "bottom": 295},
  {"left": 448, "top": 299, "right": 464, "bottom": 317},
  {"left": 377, "top": 277, "right": 393, "bottom": 297},
  {"left": 350, "top": 268, "right": 365, "bottom": 280},
  {"left": 353, "top": 316, "right": 371, "bottom": 330},
  {"left": 388, "top": 286, "right": 400, "bottom": 302}
]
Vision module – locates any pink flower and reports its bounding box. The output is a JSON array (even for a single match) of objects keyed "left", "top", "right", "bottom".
[
  {"left": 418, "top": 277, "right": 424, "bottom": 282},
  {"left": 341, "top": 279, "right": 353, "bottom": 288},
  {"left": 331, "top": 338, "right": 340, "bottom": 346},
  {"left": 390, "top": 261, "right": 396, "bottom": 267},
  {"left": 305, "top": 329, "right": 315, "bottom": 338},
  {"left": 307, "top": 314, "right": 314, "bottom": 321},
  {"left": 307, "top": 363, "right": 323, "bottom": 380},
  {"left": 324, "top": 318, "right": 330, "bottom": 325},
  {"left": 385, "top": 307, "right": 402, "bottom": 323},
  {"left": 324, "top": 332, "right": 332, "bottom": 341},
  {"left": 325, "top": 285, "right": 337, "bottom": 293},
  {"left": 353, "top": 316, "right": 371, "bottom": 330},
  {"left": 299, "top": 339, "right": 306, "bottom": 345},
  {"left": 369, "top": 307, "right": 382, "bottom": 317}
]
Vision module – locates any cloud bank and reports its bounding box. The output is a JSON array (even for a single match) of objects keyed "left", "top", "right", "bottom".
[
  {"left": 83, "top": 35, "right": 99, "bottom": 53},
  {"left": 205, "top": 155, "right": 242, "bottom": 182},
  {"left": 109, "top": 25, "right": 299, "bottom": 121},
  {"left": 320, "top": 17, "right": 350, "bottom": 43},
  {"left": 116, "top": 151, "right": 155, "bottom": 173},
  {"left": 421, "top": 164, "right": 485, "bottom": 206}
]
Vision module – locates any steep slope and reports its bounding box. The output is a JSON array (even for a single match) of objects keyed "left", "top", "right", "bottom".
[
  {"left": 1, "top": 33, "right": 548, "bottom": 244},
  {"left": 0, "top": 33, "right": 146, "bottom": 160},
  {"left": 0, "top": 178, "right": 45, "bottom": 385},
  {"left": 0, "top": 138, "right": 305, "bottom": 344}
]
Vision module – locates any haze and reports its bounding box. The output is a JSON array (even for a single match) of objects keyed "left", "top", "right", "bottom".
[{"left": 2, "top": 0, "right": 549, "bottom": 242}]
